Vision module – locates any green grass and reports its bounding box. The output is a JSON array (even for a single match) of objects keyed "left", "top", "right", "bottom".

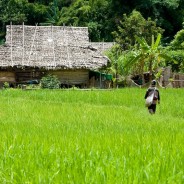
[{"left": 0, "top": 88, "right": 183, "bottom": 183}]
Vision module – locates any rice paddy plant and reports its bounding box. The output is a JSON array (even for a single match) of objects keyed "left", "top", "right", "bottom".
[{"left": 0, "top": 88, "right": 183, "bottom": 183}]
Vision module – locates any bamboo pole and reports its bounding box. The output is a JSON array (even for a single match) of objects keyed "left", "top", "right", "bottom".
[
  {"left": 10, "top": 22, "right": 13, "bottom": 66},
  {"left": 60, "top": 25, "right": 65, "bottom": 65},
  {"left": 51, "top": 25, "right": 56, "bottom": 67},
  {"left": 28, "top": 24, "right": 38, "bottom": 65},
  {"left": 22, "top": 22, "right": 24, "bottom": 65},
  {"left": 71, "top": 26, "right": 87, "bottom": 68},
  {"left": 66, "top": 28, "right": 70, "bottom": 67}
]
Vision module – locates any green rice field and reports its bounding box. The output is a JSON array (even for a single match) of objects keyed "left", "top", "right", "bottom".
[{"left": 0, "top": 88, "right": 183, "bottom": 183}]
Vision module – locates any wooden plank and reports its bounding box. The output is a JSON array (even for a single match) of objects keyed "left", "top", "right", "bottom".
[
  {"left": 0, "top": 71, "right": 15, "bottom": 82},
  {"left": 50, "top": 69, "right": 89, "bottom": 85},
  {"left": 15, "top": 70, "right": 43, "bottom": 83}
]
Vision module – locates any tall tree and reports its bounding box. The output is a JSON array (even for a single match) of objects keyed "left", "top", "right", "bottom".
[
  {"left": 44, "top": 0, "right": 62, "bottom": 25},
  {"left": 134, "top": 0, "right": 184, "bottom": 41},
  {"left": 112, "top": 10, "right": 164, "bottom": 51},
  {"left": 58, "top": 0, "right": 114, "bottom": 41},
  {"left": 0, "top": 0, "right": 29, "bottom": 44},
  {"left": 0, "top": 0, "right": 28, "bottom": 24},
  {"left": 26, "top": 3, "right": 48, "bottom": 25}
]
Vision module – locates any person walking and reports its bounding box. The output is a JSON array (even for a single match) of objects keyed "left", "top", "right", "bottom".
[{"left": 145, "top": 80, "right": 160, "bottom": 114}]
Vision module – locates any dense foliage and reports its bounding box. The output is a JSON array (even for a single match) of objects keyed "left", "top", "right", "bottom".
[
  {"left": 0, "top": 0, "right": 184, "bottom": 42},
  {"left": 112, "top": 10, "right": 164, "bottom": 50},
  {"left": 162, "top": 29, "right": 184, "bottom": 73}
]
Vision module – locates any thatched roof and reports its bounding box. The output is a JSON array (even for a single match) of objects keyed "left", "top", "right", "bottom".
[
  {"left": 90, "top": 42, "right": 114, "bottom": 54},
  {"left": 0, "top": 25, "right": 111, "bottom": 70}
]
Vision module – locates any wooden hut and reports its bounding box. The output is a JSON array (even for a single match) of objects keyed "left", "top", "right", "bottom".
[{"left": 0, "top": 24, "right": 113, "bottom": 88}]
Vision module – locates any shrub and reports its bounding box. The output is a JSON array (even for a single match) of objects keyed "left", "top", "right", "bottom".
[
  {"left": 40, "top": 74, "right": 60, "bottom": 89},
  {"left": 3, "top": 82, "right": 10, "bottom": 89}
]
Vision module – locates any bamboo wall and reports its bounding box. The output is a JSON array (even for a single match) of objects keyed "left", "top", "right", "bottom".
[
  {"left": 161, "top": 67, "right": 184, "bottom": 88},
  {"left": 0, "top": 71, "right": 15, "bottom": 88},
  {"left": 172, "top": 73, "right": 184, "bottom": 88},
  {"left": 0, "top": 71, "right": 15, "bottom": 82},
  {"left": 15, "top": 70, "right": 43, "bottom": 83},
  {"left": 0, "top": 69, "right": 109, "bottom": 88},
  {"left": 50, "top": 69, "right": 89, "bottom": 87}
]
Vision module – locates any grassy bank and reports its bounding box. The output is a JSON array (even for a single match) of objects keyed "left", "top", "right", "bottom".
[{"left": 0, "top": 88, "right": 183, "bottom": 183}]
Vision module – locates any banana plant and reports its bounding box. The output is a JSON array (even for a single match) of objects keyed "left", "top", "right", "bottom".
[{"left": 124, "top": 33, "right": 176, "bottom": 83}]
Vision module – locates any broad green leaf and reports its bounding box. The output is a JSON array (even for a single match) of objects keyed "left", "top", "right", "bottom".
[
  {"left": 124, "top": 54, "right": 143, "bottom": 68},
  {"left": 153, "top": 33, "right": 161, "bottom": 50},
  {"left": 135, "top": 36, "right": 149, "bottom": 50}
]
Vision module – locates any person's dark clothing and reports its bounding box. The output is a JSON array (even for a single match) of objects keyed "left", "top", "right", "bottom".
[
  {"left": 145, "top": 87, "right": 160, "bottom": 103},
  {"left": 145, "top": 87, "right": 160, "bottom": 114},
  {"left": 148, "top": 104, "right": 156, "bottom": 113}
]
